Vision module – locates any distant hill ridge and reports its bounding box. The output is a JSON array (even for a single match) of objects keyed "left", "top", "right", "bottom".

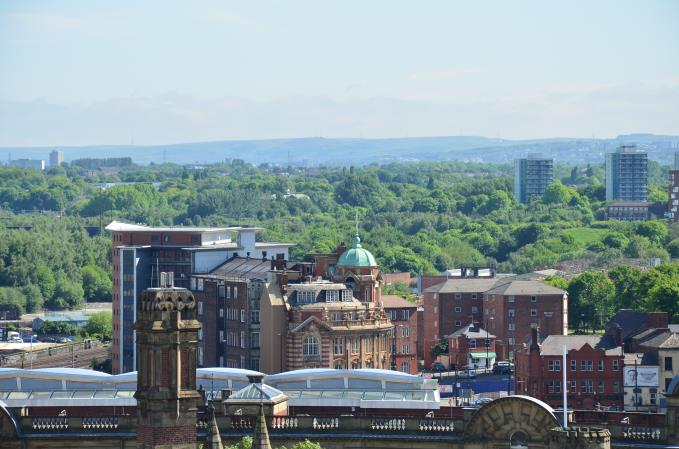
[{"left": 1, "top": 134, "right": 677, "bottom": 166}]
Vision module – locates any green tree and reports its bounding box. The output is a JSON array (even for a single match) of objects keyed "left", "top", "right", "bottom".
[
  {"left": 48, "top": 273, "right": 84, "bottom": 310},
  {"left": 543, "top": 181, "right": 573, "bottom": 204},
  {"left": 567, "top": 271, "right": 615, "bottom": 331},
  {"left": 668, "top": 238, "right": 679, "bottom": 258},
  {"left": 85, "top": 311, "right": 113, "bottom": 341},
  {"left": 644, "top": 264, "right": 679, "bottom": 322},
  {"left": 607, "top": 265, "right": 643, "bottom": 311},
  {"left": 0, "top": 287, "right": 27, "bottom": 317},
  {"left": 21, "top": 284, "right": 44, "bottom": 313},
  {"left": 635, "top": 221, "right": 668, "bottom": 245},
  {"left": 82, "top": 265, "right": 112, "bottom": 301}
]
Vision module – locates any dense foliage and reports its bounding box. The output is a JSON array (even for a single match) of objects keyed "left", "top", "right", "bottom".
[{"left": 0, "top": 158, "right": 676, "bottom": 315}]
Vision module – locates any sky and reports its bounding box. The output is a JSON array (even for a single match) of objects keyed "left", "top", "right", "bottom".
[{"left": 1, "top": 0, "right": 679, "bottom": 146}]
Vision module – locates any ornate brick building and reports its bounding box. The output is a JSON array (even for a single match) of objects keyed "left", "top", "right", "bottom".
[
  {"left": 515, "top": 328, "right": 624, "bottom": 410},
  {"left": 382, "top": 295, "right": 419, "bottom": 374}
]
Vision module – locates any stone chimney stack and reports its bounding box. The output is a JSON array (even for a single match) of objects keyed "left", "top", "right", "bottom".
[{"left": 134, "top": 288, "right": 202, "bottom": 449}]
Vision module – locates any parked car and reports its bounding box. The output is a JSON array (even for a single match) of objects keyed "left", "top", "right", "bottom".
[
  {"left": 431, "top": 362, "right": 446, "bottom": 371},
  {"left": 458, "top": 368, "right": 476, "bottom": 379},
  {"left": 474, "top": 397, "right": 494, "bottom": 406},
  {"left": 493, "top": 361, "right": 514, "bottom": 375}
]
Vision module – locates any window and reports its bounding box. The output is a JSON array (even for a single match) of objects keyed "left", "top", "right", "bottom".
[
  {"left": 547, "top": 380, "right": 561, "bottom": 394},
  {"left": 197, "top": 278, "right": 204, "bottom": 291},
  {"left": 598, "top": 360, "right": 605, "bottom": 371},
  {"left": 326, "top": 290, "right": 340, "bottom": 302},
  {"left": 613, "top": 359, "right": 619, "bottom": 371},
  {"left": 569, "top": 380, "right": 577, "bottom": 393},
  {"left": 531, "top": 295, "right": 537, "bottom": 302},
  {"left": 650, "top": 390, "right": 657, "bottom": 405},
  {"left": 598, "top": 380, "right": 605, "bottom": 393},
  {"left": 226, "top": 286, "right": 231, "bottom": 299},
  {"left": 219, "top": 330, "right": 224, "bottom": 342},
  {"left": 390, "top": 310, "right": 398, "bottom": 321},
  {"left": 402, "top": 343, "right": 410, "bottom": 354},
  {"left": 198, "top": 348, "right": 203, "bottom": 365},
  {"left": 240, "top": 356, "right": 245, "bottom": 369},
  {"left": 197, "top": 301, "right": 203, "bottom": 315},
  {"left": 218, "top": 285, "right": 225, "bottom": 298},
  {"left": 401, "top": 327, "right": 410, "bottom": 337},
  {"left": 581, "top": 360, "right": 593, "bottom": 372},
  {"left": 469, "top": 339, "right": 477, "bottom": 349},
  {"left": 455, "top": 320, "right": 462, "bottom": 326},
  {"left": 303, "top": 336, "right": 319, "bottom": 356},
  {"left": 401, "top": 310, "right": 410, "bottom": 320},
  {"left": 333, "top": 337, "right": 344, "bottom": 355},
  {"left": 342, "top": 289, "right": 352, "bottom": 301},
  {"left": 234, "top": 286, "right": 238, "bottom": 297},
  {"left": 297, "top": 290, "right": 315, "bottom": 304},
  {"left": 364, "top": 287, "right": 370, "bottom": 302},
  {"left": 581, "top": 380, "right": 593, "bottom": 393},
  {"left": 613, "top": 381, "right": 620, "bottom": 393},
  {"left": 402, "top": 361, "right": 410, "bottom": 373},
  {"left": 219, "top": 356, "right": 224, "bottom": 367},
  {"left": 471, "top": 306, "right": 478, "bottom": 314},
  {"left": 454, "top": 293, "right": 462, "bottom": 299},
  {"left": 240, "top": 309, "right": 245, "bottom": 323},
  {"left": 334, "top": 360, "right": 344, "bottom": 369},
  {"left": 665, "top": 357, "right": 674, "bottom": 371},
  {"left": 331, "top": 312, "right": 342, "bottom": 321},
  {"left": 508, "top": 323, "right": 515, "bottom": 331},
  {"left": 508, "top": 295, "right": 515, "bottom": 303},
  {"left": 548, "top": 360, "right": 561, "bottom": 372},
  {"left": 251, "top": 332, "right": 259, "bottom": 349},
  {"left": 198, "top": 329, "right": 203, "bottom": 341},
  {"left": 508, "top": 309, "right": 515, "bottom": 317},
  {"left": 455, "top": 307, "right": 462, "bottom": 313},
  {"left": 251, "top": 358, "right": 260, "bottom": 371},
  {"left": 240, "top": 331, "right": 245, "bottom": 348},
  {"left": 570, "top": 360, "right": 576, "bottom": 371},
  {"left": 471, "top": 293, "right": 477, "bottom": 300},
  {"left": 251, "top": 310, "right": 260, "bottom": 324},
  {"left": 530, "top": 309, "right": 537, "bottom": 317},
  {"left": 352, "top": 338, "right": 360, "bottom": 354}
]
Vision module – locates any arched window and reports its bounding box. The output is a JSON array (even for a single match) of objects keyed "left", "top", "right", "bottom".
[
  {"left": 303, "top": 335, "right": 319, "bottom": 356},
  {"left": 509, "top": 430, "right": 528, "bottom": 448}
]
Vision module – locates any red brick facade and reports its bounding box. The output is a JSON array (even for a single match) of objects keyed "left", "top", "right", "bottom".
[
  {"left": 515, "top": 330, "right": 624, "bottom": 410},
  {"left": 383, "top": 295, "right": 419, "bottom": 374}
]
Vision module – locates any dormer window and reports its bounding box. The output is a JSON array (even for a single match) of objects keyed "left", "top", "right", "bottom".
[
  {"left": 326, "top": 290, "right": 340, "bottom": 302},
  {"left": 297, "top": 290, "right": 316, "bottom": 304},
  {"left": 341, "top": 289, "right": 353, "bottom": 301}
]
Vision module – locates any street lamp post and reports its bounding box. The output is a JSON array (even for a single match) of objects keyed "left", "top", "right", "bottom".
[{"left": 484, "top": 316, "right": 493, "bottom": 371}]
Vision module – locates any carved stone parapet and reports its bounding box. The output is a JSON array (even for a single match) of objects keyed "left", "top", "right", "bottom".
[{"left": 140, "top": 288, "right": 196, "bottom": 312}]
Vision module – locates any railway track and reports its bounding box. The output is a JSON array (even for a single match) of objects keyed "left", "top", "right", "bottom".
[{"left": 8, "top": 345, "right": 111, "bottom": 370}]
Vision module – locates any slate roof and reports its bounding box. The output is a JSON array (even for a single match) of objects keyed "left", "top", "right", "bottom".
[
  {"left": 380, "top": 295, "right": 417, "bottom": 309},
  {"left": 539, "top": 334, "right": 622, "bottom": 356},
  {"left": 606, "top": 310, "right": 658, "bottom": 341},
  {"left": 423, "top": 278, "right": 500, "bottom": 294},
  {"left": 660, "top": 333, "right": 679, "bottom": 349},
  {"left": 484, "top": 280, "right": 566, "bottom": 296},
  {"left": 447, "top": 324, "right": 496, "bottom": 340}
]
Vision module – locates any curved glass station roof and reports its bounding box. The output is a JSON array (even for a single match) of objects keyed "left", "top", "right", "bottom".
[{"left": 0, "top": 367, "right": 440, "bottom": 410}]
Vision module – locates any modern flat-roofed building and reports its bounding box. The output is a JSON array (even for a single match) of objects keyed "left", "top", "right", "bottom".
[
  {"left": 514, "top": 154, "right": 554, "bottom": 203},
  {"left": 105, "top": 221, "right": 292, "bottom": 374},
  {"left": 606, "top": 145, "right": 648, "bottom": 201},
  {"left": 669, "top": 171, "right": 679, "bottom": 221},
  {"left": 49, "top": 150, "right": 64, "bottom": 167},
  {"left": 9, "top": 158, "right": 44, "bottom": 171}
]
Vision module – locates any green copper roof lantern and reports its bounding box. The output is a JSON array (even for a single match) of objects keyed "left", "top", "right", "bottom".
[{"left": 337, "top": 233, "right": 377, "bottom": 267}]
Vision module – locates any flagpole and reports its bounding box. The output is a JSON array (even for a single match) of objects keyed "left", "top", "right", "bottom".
[{"left": 563, "top": 344, "right": 567, "bottom": 429}]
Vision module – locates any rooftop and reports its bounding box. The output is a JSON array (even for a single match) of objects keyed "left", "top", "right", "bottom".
[
  {"left": 447, "top": 324, "right": 496, "bottom": 340},
  {"left": 539, "top": 334, "right": 622, "bottom": 357},
  {"left": 484, "top": 280, "right": 566, "bottom": 296},
  {"left": 380, "top": 295, "right": 416, "bottom": 309},
  {"left": 105, "top": 220, "right": 261, "bottom": 233},
  {"left": 423, "top": 278, "right": 500, "bottom": 294}
]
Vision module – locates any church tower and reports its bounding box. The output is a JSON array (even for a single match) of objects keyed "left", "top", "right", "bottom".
[{"left": 134, "top": 287, "right": 202, "bottom": 449}]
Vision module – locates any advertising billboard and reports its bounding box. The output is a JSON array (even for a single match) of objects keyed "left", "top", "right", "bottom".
[{"left": 623, "top": 366, "right": 659, "bottom": 387}]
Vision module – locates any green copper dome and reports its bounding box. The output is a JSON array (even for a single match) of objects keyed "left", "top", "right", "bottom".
[{"left": 337, "top": 234, "right": 377, "bottom": 267}]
